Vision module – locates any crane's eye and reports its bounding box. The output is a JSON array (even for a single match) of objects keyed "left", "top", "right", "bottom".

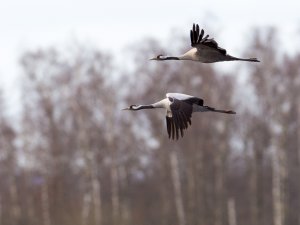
[{"left": 157, "top": 54, "right": 163, "bottom": 59}]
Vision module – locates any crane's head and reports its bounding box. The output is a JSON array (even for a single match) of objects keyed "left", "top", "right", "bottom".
[
  {"left": 122, "top": 105, "right": 139, "bottom": 110},
  {"left": 150, "top": 54, "right": 167, "bottom": 60}
]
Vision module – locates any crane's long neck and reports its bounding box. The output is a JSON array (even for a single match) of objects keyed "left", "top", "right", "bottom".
[
  {"left": 134, "top": 105, "right": 155, "bottom": 110},
  {"left": 134, "top": 99, "right": 169, "bottom": 110}
]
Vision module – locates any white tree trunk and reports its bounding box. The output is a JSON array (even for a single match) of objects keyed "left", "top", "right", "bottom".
[
  {"left": 215, "top": 147, "right": 225, "bottom": 225},
  {"left": 227, "top": 198, "right": 237, "bottom": 225},
  {"left": 170, "top": 151, "right": 185, "bottom": 225},
  {"left": 72, "top": 99, "right": 102, "bottom": 225},
  {"left": 119, "top": 166, "right": 130, "bottom": 225},
  {"left": 91, "top": 155, "right": 102, "bottom": 225},
  {"left": 81, "top": 192, "right": 91, "bottom": 225},
  {"left": 103, "top": 96, "right": 120, "bottom": 225},
  {"left": 272, "top": 144, "right": 286, "bottom": 225}
]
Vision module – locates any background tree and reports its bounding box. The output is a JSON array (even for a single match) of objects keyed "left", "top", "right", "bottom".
[{"left": 0, "top": 26, "right": 299, "bottom": 225}]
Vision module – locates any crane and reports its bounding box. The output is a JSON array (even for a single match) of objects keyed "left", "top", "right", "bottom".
[
  {"left": 151, "top": 23, "right": 259, "bottom": 63},
  {"left": 123, "top": 93, "right": 236, "bottom": 140}
]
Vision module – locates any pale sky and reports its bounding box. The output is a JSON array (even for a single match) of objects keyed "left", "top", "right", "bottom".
[{"left": 1, "top": 0, "right": 300, "bottom": 116}]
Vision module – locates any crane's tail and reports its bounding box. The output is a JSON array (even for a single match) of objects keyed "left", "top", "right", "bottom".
[
  {"left": 227, "top": 55, "right": 260, "bottom": 62},
  {"left": 204, "top": 106, "right": 236, "bottom": 114}
]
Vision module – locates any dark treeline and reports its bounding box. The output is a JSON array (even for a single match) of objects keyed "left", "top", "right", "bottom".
[{"left": 0, "top": 27, "right": 300, "bottom": 225}]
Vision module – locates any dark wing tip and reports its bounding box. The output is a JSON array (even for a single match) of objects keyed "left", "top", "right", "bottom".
[
  {"left": 166, "top": 115, "right": 186, "bottom": 140},
  {"left": 169, "top": 98, "right": 194, "bottom": 140},
  {"left": 190, "top": 30, "right": 194, "bottom": 46},
  {"left": 171, "top": 119, "right": 175, "bottom": 140},
  {"left": 166, "top": 117, "right": 171, "bottom": 138},
  {"left": 191, "top": 23, "right": 203, "bottom": 46},
  {"left": 191, "top": 23, "right": 216, "bottom": 47}
]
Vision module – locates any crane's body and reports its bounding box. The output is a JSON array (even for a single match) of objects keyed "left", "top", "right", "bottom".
[
  {"left": 151, "top": 24, "right": 260, "bottom": 63},
  {"left": 123, "top": 93, "right": 236, "bottom": 140}
]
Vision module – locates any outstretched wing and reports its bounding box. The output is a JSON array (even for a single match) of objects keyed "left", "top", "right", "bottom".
[
  {"left": 190, "top": 23, "right": 227, "bottom": 55},
  {"left": 166, "top": 97, "right": 193, "bottom": 140}
]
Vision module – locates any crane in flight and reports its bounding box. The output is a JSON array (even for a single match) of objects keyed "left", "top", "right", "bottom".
[
  {"left": 123, "top": 93, "right": 236, "bottom": 140},
  {"left": 151, "top": 24, "right": 259, "bottom": 63}
]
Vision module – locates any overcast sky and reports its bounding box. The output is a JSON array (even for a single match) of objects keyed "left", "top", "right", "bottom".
[{"left": 1, "top": 0, "right": 300, "bottom": 116}]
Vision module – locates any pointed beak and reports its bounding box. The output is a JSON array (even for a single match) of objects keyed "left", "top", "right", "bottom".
[
  {"left": 149, "top": 57, "right": 156, "bottom": 60},
  {"left": 122, "top": 107, "right": 130, "bottom": 110}
]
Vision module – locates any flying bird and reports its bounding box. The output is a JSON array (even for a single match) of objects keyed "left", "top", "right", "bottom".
[
  {"left": 123, "top": 93, "right": 236, "bottom": 140},
  {"left": 151, "top": 24, "right": 259, "bottom": 63}
]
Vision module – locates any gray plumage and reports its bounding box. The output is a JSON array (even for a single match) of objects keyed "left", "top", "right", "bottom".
[{"left": 151, "top": 24, "right": 260, "bottom": 63}]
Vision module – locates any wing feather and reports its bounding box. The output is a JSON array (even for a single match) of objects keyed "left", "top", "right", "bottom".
[
  {"left": 182, "top": 97, "right": 204, "bottom": 106},
  {"left": 190, "top": 23, "right": 227, "bottom": 55},
  {"left": 190, "top": 30, "right": 194, "bottom": 46},
  {"left": 165, "top": 97, "right": 193, "bottom": 140},
  {"left": 179, "top": 111, "right": 188, "bottom": 129},
  {"left": 171, "top": 118, "right": 175, "bottom": 140},
  {"left": 198, "top": 28, "right": 204, "bottom": 43},
  {"left": 166, "top": 117, "right": 171, "bottom": 139}
]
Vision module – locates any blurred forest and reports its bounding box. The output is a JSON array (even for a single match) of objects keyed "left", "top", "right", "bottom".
[{"left": 1, "top": 27, "right": 300, "bottom": 225}]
